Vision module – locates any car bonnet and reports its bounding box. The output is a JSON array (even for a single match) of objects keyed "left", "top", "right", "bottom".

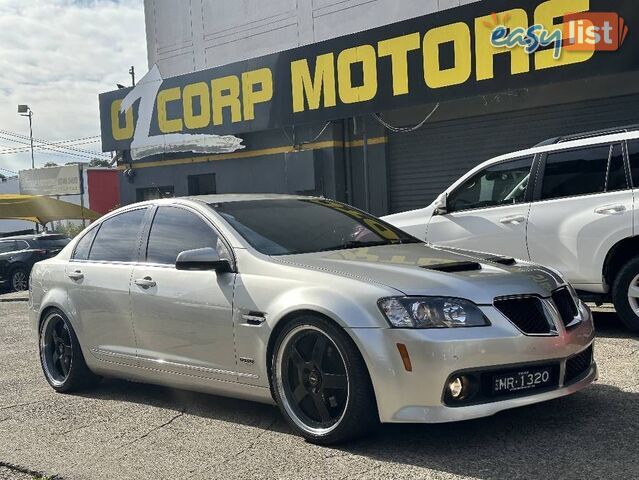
[{"left": 273, "top": 243, "right": 564, "bottom": 305}]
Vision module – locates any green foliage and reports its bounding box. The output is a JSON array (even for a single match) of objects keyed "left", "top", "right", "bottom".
[
  {"left": 53, "top": 222, "right": 85, "bottom": 238},
  {"left": 89, "top": 158, "right": 112, "bottom": 168}
]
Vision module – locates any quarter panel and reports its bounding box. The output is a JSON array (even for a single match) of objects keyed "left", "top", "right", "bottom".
[{"left": 230, "top": 250, "right": 399, "bottom": 388}]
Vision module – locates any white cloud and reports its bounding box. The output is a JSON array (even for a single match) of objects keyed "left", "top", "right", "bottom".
[{"left": 0, "top": 0, "right": 147, "bottom": 174}]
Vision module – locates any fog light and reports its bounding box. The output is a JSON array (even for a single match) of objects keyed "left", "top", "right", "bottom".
[{"left": 449, "top": 377, "right": 464, "bottom": 399}]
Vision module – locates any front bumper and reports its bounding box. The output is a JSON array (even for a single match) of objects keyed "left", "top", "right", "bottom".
[{"left": 349, "top": 300, "right": 596, "bottom": 424}]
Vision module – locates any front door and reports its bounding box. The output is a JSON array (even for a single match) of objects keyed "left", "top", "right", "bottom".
[
  {"left": 528, "top": 143, "right": 634, "bottom": 287},
  {"left": 427, "top": 156, "right": 535, "bottom": 260},
  {"left": 129, "top": 205, "right": 237, "bottom": 382}
]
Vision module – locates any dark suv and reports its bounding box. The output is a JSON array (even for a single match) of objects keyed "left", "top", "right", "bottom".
[{"left": 0, "top": 234, "right": 70, "bottom": 292}]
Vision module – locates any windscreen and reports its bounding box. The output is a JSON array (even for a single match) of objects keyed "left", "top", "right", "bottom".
[{"left": 210, "top": 199, "right": 419, "bottom": 256}]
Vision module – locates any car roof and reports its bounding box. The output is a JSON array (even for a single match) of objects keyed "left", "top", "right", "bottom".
[
  {"left": 467, "top": 129, "right": 639, "bottom": 178},
  {"left": 184, "top": 193, "right": 317, "bottom": 204},
  {"left": 0, "top": 234, "right": 68, "bottom": 241}
]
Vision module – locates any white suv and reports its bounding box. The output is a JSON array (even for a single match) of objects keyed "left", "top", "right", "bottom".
[{"left": 384, "top": 126, "right": 639, "bottom": 331}]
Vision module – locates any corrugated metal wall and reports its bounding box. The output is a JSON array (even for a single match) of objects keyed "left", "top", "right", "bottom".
[{"left": 387, "top": 94, "right": 639, "bottom": 214}]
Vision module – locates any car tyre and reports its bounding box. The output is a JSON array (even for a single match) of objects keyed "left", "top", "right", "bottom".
[
  {"left": 39, "top": 308, "right": 101, "bottom": 393},
  {"left": 612, "top": 257, "right": 639, "bottom": 332},
  {"left": 10, "top": 267, "right": 29, "bottom": 292},
  {"left": 271, "top": 315, "right": 378, "bottom": 444}
]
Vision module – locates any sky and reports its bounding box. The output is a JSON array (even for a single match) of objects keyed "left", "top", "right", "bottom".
[{"left": 0, "top": 0, "right": 147, "bottom": 176}]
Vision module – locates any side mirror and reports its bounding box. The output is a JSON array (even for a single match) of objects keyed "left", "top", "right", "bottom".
[
  {"left": 433, "top": 193, "right": 449, "bottom": 216},
  {"left": 175, "top": 248, "right": 231, "bottom": 273}
]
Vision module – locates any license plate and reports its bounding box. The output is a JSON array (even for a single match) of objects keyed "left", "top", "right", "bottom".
[{"left": 492, "top": 365, "right": 557, "bottom": 396}]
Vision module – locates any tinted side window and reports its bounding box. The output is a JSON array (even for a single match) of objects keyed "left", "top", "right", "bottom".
[
  {"left": 541, "top": 145, "right": 612, "bottom": 201},
  {"left": 89, "top": 209, "right": 147, "bottom": 262},
  {"left": 607, "top": 143, "right": 628, "bottom": 192},
  {"left": 15, "top": 241, "right": 30, "bottom": 251},
  {"left": 146, "top": 207, "right": 223, "bottom": 265},
  {"left": 448, "top": 157, "right": 534, "bottom": 213},
  {"left": 73, "top": 228, "right": 98, "bottom": 261},
  {"left": 0, "top": 241, "right": 17, "bottom": 254},
  {"left": 628, "top": 139, "right": 639, "bottom": 188}
]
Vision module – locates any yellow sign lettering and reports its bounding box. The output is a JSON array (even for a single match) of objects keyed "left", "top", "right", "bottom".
[
  {"left": 475, "top": 9, "right": 530, "bottom": 81},
  {"left": 337, "top": 45, "right": 378, "bottom": 104},
  {"left": 242, "top": 68, "right": 274, "bottom": 121},
  {"left": 291, "top": 54, "right": 337, "bottom": 113},
  {"left": 157, "top": 87, "right": 183, "bottom": 133},
  {"left": 423, "top": 22, "right": 472, "bottom": 89},
  {"left": 378, "top": 33, "right": 421, "bottom": 96},
  {"left": 110, "top": 99, "right": 134, "bottom": 141},
  {"left": 211, "top": 76, "right": 242, "bottom": 125},
  {"left": 535, "top": 0, "right": 594, "bottom": 70},
  {"left": 182, "top": 82, "right": 211, "bottom": 130}
]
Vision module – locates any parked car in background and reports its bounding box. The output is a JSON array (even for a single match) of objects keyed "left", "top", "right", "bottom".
[
  {"left": 30, "top": 195, "right": 595, "bottom": 444},
  {"left": 383, "top": 126, "right": 639, "bottom": 331},
  {"left": 0, "top": 234, "right": 70, "bottom": 292}
]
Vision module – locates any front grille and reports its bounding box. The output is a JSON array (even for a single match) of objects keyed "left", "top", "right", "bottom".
[
  {"left": 494, "top": 297, "right": 554, "bottom": 334},
  {"left": 552, "top": 287, "right": 579, "bottom": 328},
  {"left": 565, "top": 345, "right": 594, "bottom": 384}
]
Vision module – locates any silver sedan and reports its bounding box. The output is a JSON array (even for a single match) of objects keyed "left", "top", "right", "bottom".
[{"left": 29, "top": 195, "right": 597, "bottom": 444}]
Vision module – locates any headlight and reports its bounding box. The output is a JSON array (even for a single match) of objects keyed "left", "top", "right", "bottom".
[{"left": 378, "top": 297, "right": 490, "bottom": 329}]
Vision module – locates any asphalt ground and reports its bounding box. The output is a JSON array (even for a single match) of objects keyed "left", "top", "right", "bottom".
[{"left": 0, "top": 301, "right": 637, "bottom": 480}]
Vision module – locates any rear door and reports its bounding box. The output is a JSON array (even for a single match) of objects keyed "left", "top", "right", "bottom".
[
  {"left": 65, "top": 208, "right": 148, "bottom": 366},
  {"left": 426, "top": 156, "right": 535, "bottom": 260},
  {"left": 527, "top": 143, "right": 633, "bottom": 288},
  {"left": 129, "top": 205, "right": 237, "bottom": 382}
]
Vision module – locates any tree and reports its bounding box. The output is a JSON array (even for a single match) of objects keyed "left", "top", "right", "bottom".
[
  {"left": 89, "top": 158, "right": 112, "bottom": 168},
  {"left": 43, "top": 162, "right": 59, "bottom": 168}
]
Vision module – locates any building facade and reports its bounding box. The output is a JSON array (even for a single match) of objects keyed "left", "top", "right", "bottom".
[{"left": 104, "top": 0, "right": 639, "bottom": 216}]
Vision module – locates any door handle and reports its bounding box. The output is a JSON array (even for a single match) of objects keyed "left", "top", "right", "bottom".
[
  {"left": 500, "top": 215, "right": 526, "bottom": 225},
  {"left": 134, "top": 277, "right": 157, "bottom": 289},
  {"left": 594, "top": 204, "right": 626, "bottom": 215},
  {"left": 67, "top": 270, "right": 84, "bottom": 281}
]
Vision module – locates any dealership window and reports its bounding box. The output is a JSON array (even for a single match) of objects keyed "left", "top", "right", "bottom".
[
  {"left": 89, "top": 209, "right": 147, "bottom": 263},
  {"left": 136, "top": 186, "right": 175, "bottom": 202},
  {"left": 188, "top": 174, "right": 217, "bottom": 196},
  {"left": 540, "top": 145, "right": 623, "bottom": 201},
  {"left": 447, "top": 157, "right": 534, "bottom": 213},
  {"left": 146, "top": 206, "right": 228, "bottom": 265}
]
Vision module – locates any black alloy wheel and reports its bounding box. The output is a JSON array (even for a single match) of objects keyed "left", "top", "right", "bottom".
[
  {"left": 39, "top": 309, "right": 100, "bottom": 392},
  {"left": 272, "top": 315, "right": 378, "bottom": 444},
  {"left": 282, "top": 327, "right": 349, "bottom": 429}
]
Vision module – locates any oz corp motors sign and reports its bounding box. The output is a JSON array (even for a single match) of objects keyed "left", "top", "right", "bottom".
[
  {"left": 19, "top": 165, "right": 83, "bottom": 196},
  {"left": 99, "top": 0, "right": 638, "bottom": 156}
]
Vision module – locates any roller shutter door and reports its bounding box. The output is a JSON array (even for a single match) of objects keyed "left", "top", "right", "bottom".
[{"left": 388, "top": 94, "right": 639, "bottom": 214}]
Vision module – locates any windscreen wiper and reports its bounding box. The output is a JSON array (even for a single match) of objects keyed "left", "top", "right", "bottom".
[{"left": 317, "top": 241, "right": 391, "bottom": 252}]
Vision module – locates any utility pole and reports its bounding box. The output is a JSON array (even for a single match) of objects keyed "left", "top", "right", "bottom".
[
  {"left": 129, "top": 66, "right": 136, "bottom": 86},
  {"left": 17, "top": 105, "right": 35, "bottom": 169}
]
